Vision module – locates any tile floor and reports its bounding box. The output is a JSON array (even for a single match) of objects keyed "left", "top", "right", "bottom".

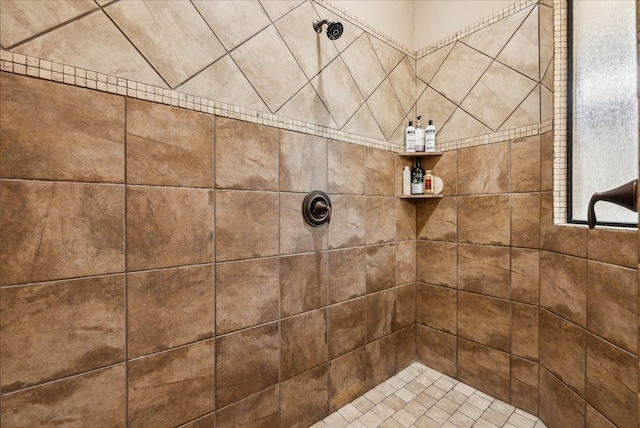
[{"left": 312, "top": 362, "right": 546, "bottom": 428}]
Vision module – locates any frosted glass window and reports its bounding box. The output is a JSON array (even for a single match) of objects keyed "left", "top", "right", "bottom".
[{"left": 571, "top": 0, "right": 638, "bottom": 225}]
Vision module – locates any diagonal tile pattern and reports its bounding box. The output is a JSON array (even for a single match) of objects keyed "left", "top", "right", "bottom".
[
  {"left": 105, "top": 0, "right": 225, "bottom": 88},
  {"left": 0, "top": 0, "right": 97, "bottom": 48},
  {"left": 2, "top": 0, "right": 551, "bottom": 149},
  {"left": 313, "top": 362, "right": 547, "bottom": 428}
]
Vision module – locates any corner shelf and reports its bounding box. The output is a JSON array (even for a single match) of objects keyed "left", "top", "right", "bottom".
[
  {"left": 398, "top": 152, "right": 444, "bottom": 199},
  {"left": 399, "top": 151, "right": 443, "bottom": 158},
  {"left": 399, "top": 194, "right": 443, "bottom": 200}
]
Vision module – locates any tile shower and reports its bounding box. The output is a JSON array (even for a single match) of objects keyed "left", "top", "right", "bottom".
[{"left": 0, "top": 1, "right": 638, "bottom": 427}]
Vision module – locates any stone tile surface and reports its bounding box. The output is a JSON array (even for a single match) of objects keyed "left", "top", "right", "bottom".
[{"left": 1, "top": 73, "right": 124, "bottom": 182}]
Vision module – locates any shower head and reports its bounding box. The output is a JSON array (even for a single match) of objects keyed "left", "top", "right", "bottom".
[{"left": 313, "top": 19, "right": 343, "bottom": 40}]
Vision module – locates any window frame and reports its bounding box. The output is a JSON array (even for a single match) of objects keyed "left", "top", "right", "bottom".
[{"left": 565, "top": 0, "right": 638, "bottom": 228}]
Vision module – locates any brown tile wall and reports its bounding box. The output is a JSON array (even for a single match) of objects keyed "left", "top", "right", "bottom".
[
  {"left": 0, "top": 72, "right": 416, "bottom": 426},
  {"left": 415, "top": 131, "right": 640, "bottom": 428}
]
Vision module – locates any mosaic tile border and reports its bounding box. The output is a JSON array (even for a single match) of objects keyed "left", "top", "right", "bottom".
[
  {"left": 415, "top": 0, "right": 539, "bottom": 59},
  {"left": 553, "top": 0, "right": 568, "bottom": 225},
  {"left": 0, "top": 48, "right": 549, "bottom": 157}
]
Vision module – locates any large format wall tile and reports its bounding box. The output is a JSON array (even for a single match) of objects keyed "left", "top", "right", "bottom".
[
  {"left": 396, "top": 283, "right": 416, "bottom": 329},
  {"left": 458, "top": 292, "right": 510, "bottom": 352},
  {"left": 365, "top": 197, "right": 396, "bottom": 244},
  {"left": 396, "top": 240, "right": 416, "bottom": 285},
  {"left": 215, "top": 386, "right": 279, "bottom": 428},
  {"left": 281, "top": 252, "right": 328, "bottom": 317},
  {"left": 280, "top": 365, "right": 329, "bottom": 428},
  {"left": 128, "top": 265, "right": 214, "bottom": 358},
  {"left": 328, "top": 139, "right": 365, "bottom": 195},
  {"left": 458, "top": 244, "right": 510, "bottom": 298},
  {"left": 127, "top": 186, "right": 214, "bottom": 271},
  {"left": 232, "top": 25, "right": 307, "bottom": 112},
  {"left": 417, "top": 197, "right": 457, "bottom": 242},
  {"left": 539, "top": 369, "right": 585, "bottom": 428},
  {"left": 496, "top": 6, "right": 539, "bottom": 81},
  {"left": 510, "top": 135, "right": 541, "bottom": 192},
  {"left": 13, "top": 11, "right": 165, "bottom": 86},
  {"left": 279, "top": 130, "right": 327, "bottom": 192},
  {"left": 366, "top": 289, "right": 396, "bottom": 341},
  {"left": 510, "top": 357, "right": 539, "bottom": 416},
  {"left": 342, "top": 33, "right": 386, "bottom": 100},
  {"left": 126, "top": 98, "right": 213, "bottom": 187},
  {"left": 457, "top": 141, "right": 510, "bottom": 195},
  {"left": 105, "top": 1, "right": 225, "bottom": 88},
  {"left": 511, "top": 193, "right": 540, "bottom": 248},
  {"left": 1, "top": 73, "right": 124, "bottom": 182},
  {"left": 193, "top": 1, "right": 270, "bottom": 52},
  {"left": 0, "top": 181, "right": 124, "bottom": 285},
  {"left": 366, "top": 334, "right": 397, "bottom": 388},
  {"left": 586, "top": 334, "right": 637, "bottom": 428},
  {"left": 416, "top": 326, "right": 457, "bottom": 377},
  {"left": 327, "top": 247, "right": 366, "bottom": 304},
  {"left": 457, "top": 339, "right": 510, "bottom": 403},
  {"left": 215, "top": 190, "right": 278, "bottom": 261},
  {"left": 458, "top": 195, "right": 510, "bottom": 245},
  {"left": 281, "top": 309, "right": 328, "bottom": 380},
  {"left": 461, "top": 62, "right": 536, "bottom": 131},
  {"left": 366, "top": 243, "right": 396, "bottom": 293},
  {"left": 430, "top": 42, "right": 492, "bottom": 105},
  {"left": 365, "top": 147, "right": 396, "bottom": 196},
  {"left": 416, "top": 283, "right": 456, "bottom": 334},
  {"left": 327, "top": 195, "right": 366, "bottom": 249},
  {"left": 215, "top": 117, "right": 279, "bottom": 191},
  {"left": 216, "top": 323, "right": 279, "bottom": 408},
  {"left": 511, "top": 303, "right": 539, "bottom": 361},
  {"left": 127, "top": 340, "right": 215, "bottom": 428},
  {"left": 416, "top": 240, "right": 457, "bottom": 288},
  {"left": 311, "top": 58, "right": 364, "bottom": 128},
  {"left": 328, "top": 298, "right": 366, "bottom": 359},
  {"left": 216, "top": 258, "right": 279, "bottom": 335},
  {"left": 587, "top": 261, "right": 638, "bottom": 354},
  {"left": 280, "top": 192, "right": 329, "bottom": 254},
  {"left": 1, "top": 276, "right": 124, "bottom": 393},
  {"left": 1, "top": 365, "right": 125, "bottom": 427},
  {"left": 511, "top": 248, "right": 540, "bottom": 304},
  {"left": 0, "top": 0, "right": 97, "bottom": 47},
  {"left": 539, "top": 310, "right": 585, "bottom": 396},
  {"left": 329, "top": 349, "right": 368, "bottom": 410},
  {"left": 540, "top": 251, "right": 587, "bottom": 327}
]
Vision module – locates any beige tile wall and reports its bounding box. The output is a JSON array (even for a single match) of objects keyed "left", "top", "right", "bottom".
[
  {"left": 1, "top": 1, "right": 638, "bottom": 427},
  {"left": 415, "top": 132, "right": 639, "bottom": 428},
  {"left": 0, "top": 71, "right": 416, "bottom": 426}
]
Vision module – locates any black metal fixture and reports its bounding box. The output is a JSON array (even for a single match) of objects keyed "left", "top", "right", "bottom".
[
  {"left": 587, "top": 179, "right": 637, "bottom": 228},
  {"left": 302, "top": 190, "right": 332, "bottom": 226}
]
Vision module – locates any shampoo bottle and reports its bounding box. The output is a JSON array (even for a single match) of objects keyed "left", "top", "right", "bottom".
[
  {"left": 424, "top": 169, "right": 433, "bottom": 195},
  {"left": 425, "top": 119, "right": 436, "bottom": 152},
  {"left": 411, "top": 159, "right": 424, "bottom": 195},
  {"left": 405, "top": 121, "right": 416, "bottom": 153},
  {"left": 415, "top": 116, "right": 425, "bottom": 152},
  {"left": 402, "top": 166, "right": 411, "bottom": 195}
]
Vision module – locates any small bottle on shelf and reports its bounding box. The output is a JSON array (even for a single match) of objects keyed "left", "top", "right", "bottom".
[
  {"left": 424, "top": 169, "right": 433, "bottom": 195},
  {"left": 405, "top": 121, "right": 416, "bottom": 153},
  {"left": 402, "top": 166, "right": 411, "bottom": 196},
  {"left": 411, "top": 160, "right": 425, "bottom": 195},
  {"left": 415, "top": 116, "right": 425, "bottom": 152},
  {"left": 425, "top": 120, "right": 436, "bottom": 152}
]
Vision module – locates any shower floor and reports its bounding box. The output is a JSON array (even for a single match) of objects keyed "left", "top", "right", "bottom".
[{"left": 311, "top": 362, "right": 546, "bottom": 428}]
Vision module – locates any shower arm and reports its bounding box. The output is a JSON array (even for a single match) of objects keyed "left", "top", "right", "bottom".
[{"left": 587, "top": 179, "right": 638, "bottom": 229}]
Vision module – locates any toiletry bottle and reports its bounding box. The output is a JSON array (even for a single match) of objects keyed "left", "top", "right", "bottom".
[
  {"left": 405, "top": 121, "right": 416, "bottom": 153},
  {"left": 424, "top": 169, "right": 433, "bottom": 195},
  {"left": 402, "top": 166, "right": 411, "bottom": 195},
  {"left": 411, "top": 159, "right": 424, "bottom": 195},
  {"left": 425, "top": 119, "right": 436, "bottom": 152},
  {"left": 415, "top": 116, "right": 425, "bottom": 152}
]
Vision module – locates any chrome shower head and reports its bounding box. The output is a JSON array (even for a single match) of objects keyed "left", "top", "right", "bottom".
[{"left": 313, "top": 19, "right": 343, "bottom": 40}]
